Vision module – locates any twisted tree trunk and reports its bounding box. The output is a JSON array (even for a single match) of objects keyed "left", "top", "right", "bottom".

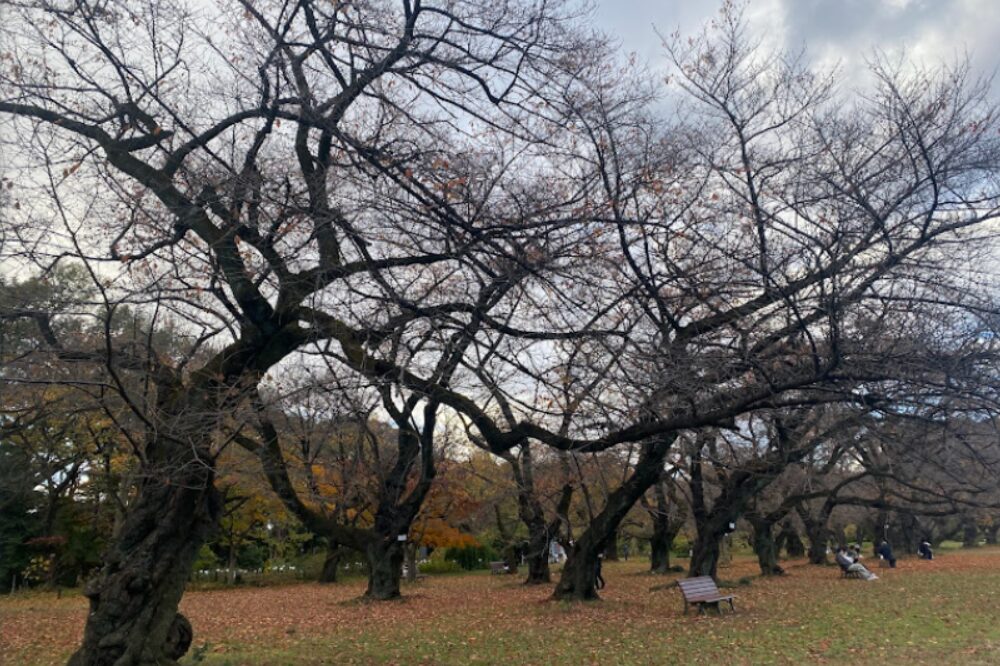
[
  {"left": 748, "top": 513, "right": 784, "bottom": 576},
  {"left": 506, "top": 444, "right": 573, "bottom": 585},
  {"left": 492, "top": 506, "right": 519, "bottom": 576},
  {"left": 365, "top": 537, "right": 405, "bottom": 599},
  {"left": 250, "top": 399, "right": 439, "bottom": 601},
  {"left": 68, "top": 407, "right": 221, "bottom": 666},
  {"left": 775, "top": 519, "right": 805, "bottom": 558},
  {"left": 603, "top": 533, "right": 620, "bottom": 562},
  {"left": 553, "top": 435, "right": 675, "bottom": 600},
  {"left": 962, "top": 517, "right": 979, "bottom": 548},
  {"left": 319, "top": 542, "right": 344, "bottom": 584},
  {"left": 647, "top": 478, "right": 684, "bottom": 574},
  {"left": 800, "top": 513, "right": 832, "bottom": 565},
  {"left": 364, "top": 407, "right": 438, "bottom": 599}
]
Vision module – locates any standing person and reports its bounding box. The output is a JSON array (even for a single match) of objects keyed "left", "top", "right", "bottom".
[
  {"left": 877, "top": 541, "right": 897, "bottom": 568},
  {"left": 595, "top": 554, "right": 606, "bottom": 590},
  {"left": 622, "top": 542, "right": 630, "bottom": 562}
]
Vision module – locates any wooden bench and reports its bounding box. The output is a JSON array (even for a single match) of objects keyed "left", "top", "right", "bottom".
[
  {"left": 489, "top": 561, "right": 508, "bottom": 575},
  {"left": 677, "top": 576, "right": 736, "bottom": 614}
]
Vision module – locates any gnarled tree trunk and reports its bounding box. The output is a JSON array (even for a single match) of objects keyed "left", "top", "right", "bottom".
[
  {"left": 68, "top": 434, "right": 220, "bottom": 666},
  {"left": 404, "top": 542, "right": 418, "bottom": 583},
  {"left": 319, "top": 542, "right": 344, "bottom": 584},
  {"left": 492, "top": 506, "right": 520, "bottom": 576},
  {"left": 962, "top": 517, "right": 979, "bottom": 548},
  {"left": 523, "top": 518, "right": 553, "bottom": 585},
  {"left": 688, "top": 520, "right": 728, "bottom": 579},
  {"left": 365, "top": 537, "right": 405, "bottom": 599},
  {"left": 506, "top": 444, "right": 573, "bottom": 585},
  {"left": 647, "top": 477, "right": 684, "bottom": 574},
  {"left": 776, "top": 519, "right": 805, "bottom": 558},
  {"left": 364, "top": 409, "right": 437, "bottom": 599},
  {"left": 748, "top": 513, "right": 784, "bottom": 576},
  {"left": 553, "top": 435, "right": 675, "bottom": 600},
  {"left": 797, "top": 502, "right": 835, "bottom": 565},
  {"left": 603, "top": 532, "right": 619, "bottom": 562},
  {"left": 252, "top": 399, "right": 439, "bottom": 601}
]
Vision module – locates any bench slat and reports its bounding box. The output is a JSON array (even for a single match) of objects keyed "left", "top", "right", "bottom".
[
  {"left": 678, "top": 576, "right": 721, "bottom": 600},
  {"left": 677, "top": 576, "right": 736, "bottom": 614}
]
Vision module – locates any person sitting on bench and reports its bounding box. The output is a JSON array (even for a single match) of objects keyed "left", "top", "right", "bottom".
[
  {"left": 836, "top": 546, "right": 878, "bottom": 581},
  {"left": 877, "top": 540, "right": 897, "bottom": 568},
  {"left": 918, "top": 540, "right": 934, "bottom": 560}
]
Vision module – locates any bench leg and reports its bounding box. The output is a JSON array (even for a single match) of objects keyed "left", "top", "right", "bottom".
[{"left": 728, "top": 599, "right": 735, "bottom": 614}]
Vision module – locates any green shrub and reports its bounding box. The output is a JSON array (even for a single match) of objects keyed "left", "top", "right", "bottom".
[
  {"left": 237, "top": 543, "right": 267, "bottom": 570},
  {"left": 444, "top": 544, "right": 495, "bottom": 570},
  {"left": 671, "top": 535, "right": 691, "bottom": 557},
  {"left": 292, "top": 548, "right": 367, "bottom": 581},
  {"left": 420, "top": 559, "right": 463, "bottom": 575},
  {"left": 193, "top": 544, "right": 220, "bottom": 572}
]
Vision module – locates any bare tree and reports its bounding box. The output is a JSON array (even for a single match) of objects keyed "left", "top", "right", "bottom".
[{"left": 0, "top": 0, "right": 598, "bottom": 660}]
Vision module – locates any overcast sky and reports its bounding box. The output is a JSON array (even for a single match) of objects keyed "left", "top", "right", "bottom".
[{"left": 593, "top": 0, "right": 1000, "bottom": 85}]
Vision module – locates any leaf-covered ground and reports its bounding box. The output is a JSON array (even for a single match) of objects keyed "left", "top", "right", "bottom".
[{"left": 3, "top": 548, "right": 1000, "bottom": 665}]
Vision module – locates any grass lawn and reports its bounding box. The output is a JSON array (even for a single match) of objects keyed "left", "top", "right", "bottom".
[{"left": 3, "top": 548, "right": 1000, "bottom": 665}]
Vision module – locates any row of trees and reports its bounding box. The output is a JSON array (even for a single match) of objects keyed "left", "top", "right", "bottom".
[
  {"left": 6, "top": 374, "right": 998, "bottom": 592},
  {"left": 3, "top": 1, "right": 1000, "bottom": 663}
]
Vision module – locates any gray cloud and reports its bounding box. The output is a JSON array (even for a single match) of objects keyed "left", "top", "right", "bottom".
[{"left": 594, "top": 0, "right": 1000, "bottom": 85}]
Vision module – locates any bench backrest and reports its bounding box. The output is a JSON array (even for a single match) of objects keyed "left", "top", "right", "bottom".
[
  {"left": 677, "top": 576, "right": 720, "bottom": 600},
  {"left": 489, "top": 561, "right": 506, "bottom": 571}
]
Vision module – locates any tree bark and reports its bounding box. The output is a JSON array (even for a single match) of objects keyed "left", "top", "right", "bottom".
[
  {"left": 647, "top": 479, "right": 683, "bottom": 574},
  {"left": 506, "top": 444, "right": 573, "bottom": 586},
  {"left": 552, "top": 435, "right": 674, "bottom": 600},
  {"left": 776, "top": 520, "right": 805, "bottom": 558},
  {"left": 689, "top": 522, "right": 727, "bottom": 579},
  {"left": 687, "top": 443, "right": 746, "bottom": 579},
  {"left": 404, "top": 542, "right": 418, "bottom": 583},
  {"left": 226, "top": 540, "right": 238, "bottom": 586},
  {"left": 749, "top": 514, "right": 783, "bottom": 576},
  {"left": 797, "top": 502, "right": 835, "bottom": 566},
  {"left": 603, "top": 532, "right": 619, "bottom": 562},
  {"left": 802, "top": 518, "right": 830, "bottom": 564},
  {"left": 523, "top": 523, "right": 552, "bottom": 585},
  {"left": 649, "top": 529, "right": 671, "bottom": 573},
  {"left": 896, "top": 512, "right": 921, "bottom": 554},
  {"left": 364, "top": 405, "right": 438, "bottom": 599},
  {"left": 318, "top": 542, "right": 343, "bottom": 584},
  {"left": 492, "top": 506, "right": 519, "bottom": 576},
  {"left": 962, "top": 517, "right": 979, "bottom": 548},
  {"left": 67, "top": 437, "right": 220, "bottom": 666},
  {"left": 252, "top": 399, "right": 439, "bottom": 601},
  {"left": 365, "top": 537, "right": 404, "bottom": 600},
  {"left": 832, "top": 524, "right": 848, "bottom": 549}
]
